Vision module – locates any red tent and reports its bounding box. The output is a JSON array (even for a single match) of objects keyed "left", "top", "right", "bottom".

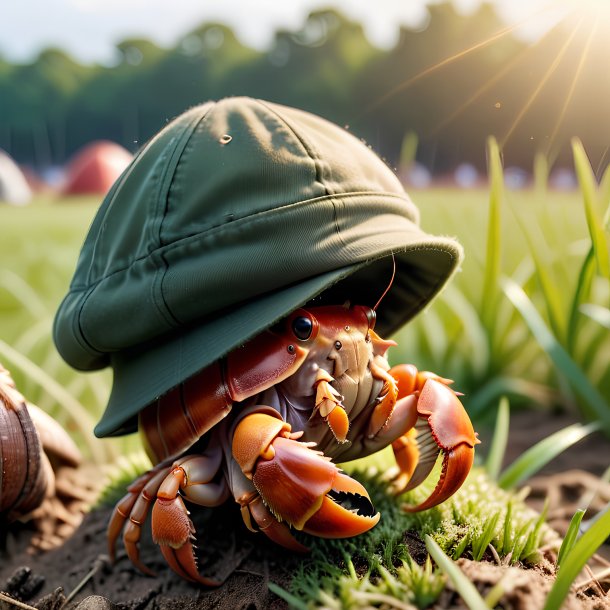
[{"left": 62, "top": 141, "right": 133, "bottom": 195}]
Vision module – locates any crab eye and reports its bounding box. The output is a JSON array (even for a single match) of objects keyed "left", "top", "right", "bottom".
[
  {"left": 292, "top": 316, "right": 313, "bottom": 341},
  {"left": 366, "top": 308, "right": 376, "bottom": 330}
]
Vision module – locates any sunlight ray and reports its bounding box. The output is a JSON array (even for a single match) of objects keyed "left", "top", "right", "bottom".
[
  {"left": 547, "top": 17, "right": 599, "bottom": 156},
  {"left": 361, "top": 5, "right": 561, "bottom": 118},
  {"left": 500, "top": 16, "right": 585, "bottom": 149},
  {"left": 429, "top": 33, "right": 550, "bottom": 137}
]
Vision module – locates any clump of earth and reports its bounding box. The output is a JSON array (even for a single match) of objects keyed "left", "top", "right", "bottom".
[{"left": 2, "top": 412, "right": 609, "bottom": 609}]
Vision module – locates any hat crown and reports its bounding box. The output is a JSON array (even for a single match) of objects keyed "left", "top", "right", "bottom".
[
  {"left": 82, "top": 98, "right": 410, "bottom": 285},
  {"left": 55, "top": 97, "right": 419, "bottom": 371}
]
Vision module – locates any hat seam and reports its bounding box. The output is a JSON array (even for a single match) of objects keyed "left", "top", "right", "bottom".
[
  {"left": 82, "top": 106, "right": 208, "bottom": 289},
  {"left": 152, "top": 105, "right": 216, "bottom": 328},
  {"left": 72, "top": 284, "right": 107, "bottom": 359},
  {"left": 256, "top": 99, "right": 333, "bottom": 197},
  {"left": 62, "top": 191, "right": 416, "bottom": 297}
]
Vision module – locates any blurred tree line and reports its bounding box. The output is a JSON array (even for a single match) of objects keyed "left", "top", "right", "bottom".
[{"left": 1, "top": 3, "right": 608, "bottom": 174}]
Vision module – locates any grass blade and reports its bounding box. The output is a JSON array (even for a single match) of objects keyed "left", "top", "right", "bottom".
[
  {"left": 485, "top": 396, "right": 510, "bottom": 481},
  {"left": 498, "top": 421, "right": 601, "bottom": 490},
  {"left": 425, "top": 535, "right": 490, "bottom": 610},
  {"left": 557, "top": 509, "right": 586, "bottom": 567},
  {"left": 600, "top": 163, "right": 610, "bottom": 226},
  {"left": 572, "top": 138, "right": 610, "bottom": 278},
  {"left": 514, "top": 213, "right": 565, "bottom": 341},
  {"left": 533, "top": 151, "right": 550, "bottom": 196},
  {"left": 481, "top": 136, "right": 504, "bottom": 333},
  {"left": 567, "top": 247, "right": 596, "bottom": 355},
  {"left": 472, "top": 511, "right": 500, "bottom": 561},
  {"left": 0, "top": 338, "right": 109, "bottom": 464},
  {"left": 468, "top": 376, "right": 556, "bottom": 418},
  {"left": 543, "top": 504, "right": 610, "bottom": 610},
  {"left": 502, "top": 277, "right": 610, "bottom": 428},
  {"left": 579, "top": 303, "right": 610, "bottom": 329},
  {"left": 268, "top": 583, "right": 308, "bottom": 610},
  {"left": 0, "top": 269, "right": 48, "bottom": 319}
]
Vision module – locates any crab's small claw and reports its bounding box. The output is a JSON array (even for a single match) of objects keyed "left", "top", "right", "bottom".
[
  {"left": 390, "top": 376, "right": 479, "bottom": 512},
  {"left": 233, "top": 412, "right": 379, "bottom": 540}
]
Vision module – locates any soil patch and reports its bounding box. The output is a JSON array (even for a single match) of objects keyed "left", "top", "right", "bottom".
[{"left": 2, "top": 410, "right": 610, "bottom": 609}]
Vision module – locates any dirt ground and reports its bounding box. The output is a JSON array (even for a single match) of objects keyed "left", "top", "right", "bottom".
[{"left": 2, "top": 410, "right": 610, "bottom": 610}]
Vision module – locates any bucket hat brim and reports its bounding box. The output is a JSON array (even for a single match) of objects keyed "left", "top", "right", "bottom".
[{"left": 96, "top": 235, "right": 460, "bottom": 437}]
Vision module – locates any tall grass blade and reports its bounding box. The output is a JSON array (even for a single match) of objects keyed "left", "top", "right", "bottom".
[
  {"left": 543, "top": 504, "right": 610, "bottom": 610},
  {"left": 513, "top": 214, "right": 565, "bottom": 341},
  {"left": 533, "top": 151, "right": 549, "bottom": 196},
  {"left": 485, "top": 396, "right": 510, "bottom": 481},
  {"left": 599, "top": 165, "right": 610, "bottom": 222},
  {"left": 268, "top": 583, "right": 308, "bottom": 610},
  {"left": 579, "top": 303, "right": 610, "bottom": 329},
  {"left": 498, "top": 421, "right": 601, "bottom": 490},
  {"left": 481, "top": 136, "right": 504, "bottom": 333},
  {"left": 0, "top": 338, "right": 109, "bottom": 464},
  {"left": 440, "top": 285, "right": 489, "bottom": 377},
  {"left": 600, "top": 164, "right": 610, "bottom": 225},
  {"left": 572, "top": 138, "right": 610, "bottom": 278},
  {"left": 503, "top": 277, "right": 610, "bottom": 428},
  {"left": 0, "top": 269, "right": 48, "bottom": 319},
  {"left": 557, "top": 509, "right": 585, "bottom": 567},
  {"left": 425, "top": 535, "right": 490, "bottom": 610},
  {"left": 399, "top": 131, "right": 418, "bottom": 170},
  {"left": 567, "top": 247, "right": 596, "bottom": 355}
]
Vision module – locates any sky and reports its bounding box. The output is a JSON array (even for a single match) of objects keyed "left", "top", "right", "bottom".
[{"left": 0, "top": 0, "right": 569, "bottom": 65}]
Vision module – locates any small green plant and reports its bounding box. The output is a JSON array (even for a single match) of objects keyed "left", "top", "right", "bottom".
[{"left": 544, "top": 505, "right": 610, "bottom": 610}]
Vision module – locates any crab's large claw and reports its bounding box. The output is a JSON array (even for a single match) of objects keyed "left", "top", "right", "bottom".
[
  {"left": 233, "top": 412, "right": 379, "bottom": 540},
  {"left": 390, "top": 374, "right": 479, "bottom": 512}
]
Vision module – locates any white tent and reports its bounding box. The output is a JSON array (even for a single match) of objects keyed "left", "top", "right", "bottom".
[{"left": 0, "top": 149, "right": 32, "bottom": 206}]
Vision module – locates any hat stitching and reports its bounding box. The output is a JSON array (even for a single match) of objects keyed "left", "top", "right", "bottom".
[
  {"left": 256, "top": 99, "right": 334, "bottom": 197},
  {"left": 82, "top": 108, "right": 206, "bottom": 289},
  {"left": 71, "top": 284, "right": 106, "bottom": 359},
  {"left": 152, "top": 104, "right": 215, "bottom": 328}
]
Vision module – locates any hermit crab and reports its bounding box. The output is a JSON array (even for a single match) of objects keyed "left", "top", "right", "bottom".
[
  {"left": 50, "top": 96, "right": 478, "bottom": 586},
  {"left": 108, "top": 303, "right": 478, "bottom": 584}
]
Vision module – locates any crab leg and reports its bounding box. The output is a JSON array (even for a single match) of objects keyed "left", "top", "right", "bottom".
[
  {"left": 384, "top": 364, "right": 479, "bottom": 511},
  {"left": 107, "top": 465, "right": 170, "bottom": 576},
  {"left": 232, "top": 410, "right": 379, "bottom": 542},
  {"left": 151, "top": 452, "right": 229, "bottom": 585},
  {"left": 366, "top": 358, "right": 399, "bottom": 437}
]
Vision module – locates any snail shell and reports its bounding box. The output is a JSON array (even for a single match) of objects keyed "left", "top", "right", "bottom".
[{"left": 0, "top": 365, "right": 48, "bottom": 522}]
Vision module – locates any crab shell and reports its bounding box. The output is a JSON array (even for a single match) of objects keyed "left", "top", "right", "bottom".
[{"left": 138, "top": 304, "right": 380, "bottom": 464}]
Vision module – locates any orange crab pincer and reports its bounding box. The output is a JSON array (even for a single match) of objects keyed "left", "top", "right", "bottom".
[{"left": 107, "top": 304, "right": 478, "bottom": 584}]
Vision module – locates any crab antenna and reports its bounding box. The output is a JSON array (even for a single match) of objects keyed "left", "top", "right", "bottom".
[{"left": 373, "top": 254, "right": 396, "bottom": 312}]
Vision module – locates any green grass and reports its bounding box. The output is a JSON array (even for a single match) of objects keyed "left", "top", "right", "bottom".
[
  {"left": 392, "top": 140, "right": 610, "bottom": 428},
  {"left": 0, "top": 195, "right": 138, "bottom": 460}
]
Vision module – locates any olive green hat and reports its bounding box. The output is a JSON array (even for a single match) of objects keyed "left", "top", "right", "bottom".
[{"left": 53, "top": 97, "right": 463, "bottom": 438}]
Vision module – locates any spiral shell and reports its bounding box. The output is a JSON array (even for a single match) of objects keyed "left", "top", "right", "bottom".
[{"left": 0, "top": 365, "right": 48, "bottom": 522}]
